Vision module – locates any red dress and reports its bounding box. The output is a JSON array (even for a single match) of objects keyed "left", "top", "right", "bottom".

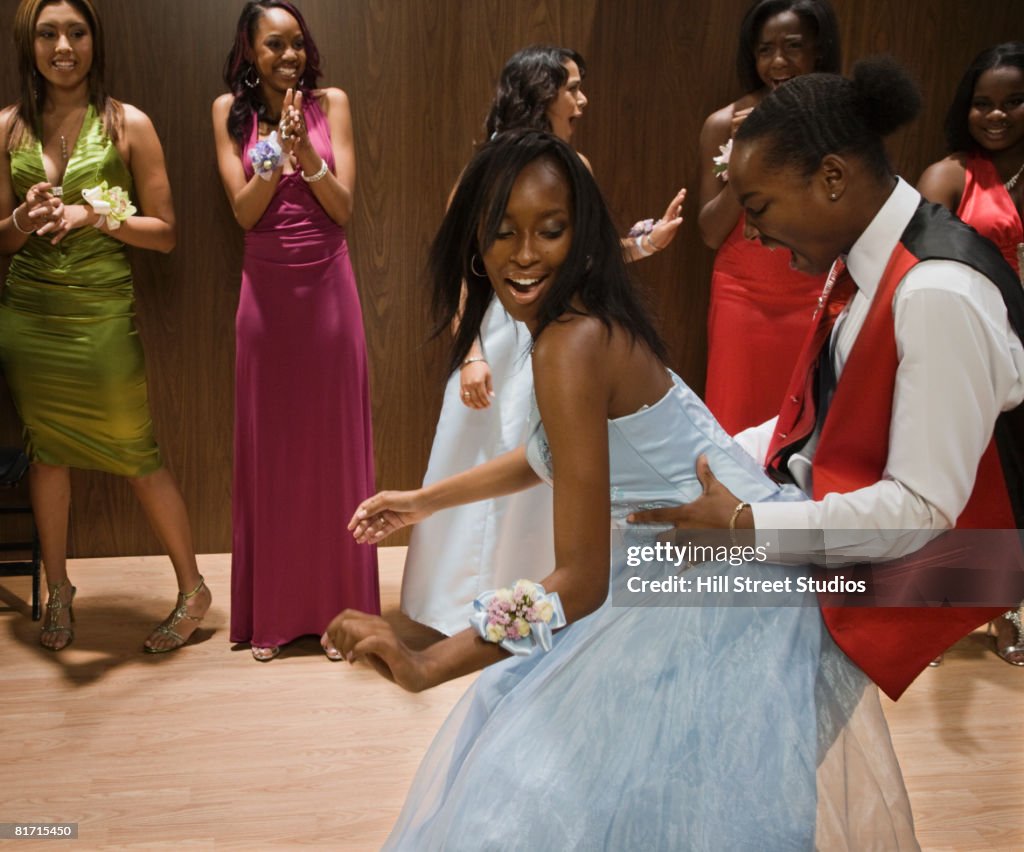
[
  {"left": 704, "top": 216, "right": 826, "bottom": 434},
  {"left": 958, "top": 151, "right": 1023, "bottom": 277}
]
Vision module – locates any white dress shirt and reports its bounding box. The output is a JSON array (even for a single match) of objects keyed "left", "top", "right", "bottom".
[{"left": 736, "top": 178, "right": 1024, "bottom": 550}]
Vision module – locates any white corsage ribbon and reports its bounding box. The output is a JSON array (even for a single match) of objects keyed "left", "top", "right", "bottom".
[
  {"left": 249, "top": 131, "right": 284, "bottom": 181},
  {"left": 712, "top": 138, "right": 732, "bottom": 182},
  {"left": 469, "top": 580, "right": 567, "bottom": 656},
  {"left": 82, "top": 182, "right": 136, "bottom": 230}
]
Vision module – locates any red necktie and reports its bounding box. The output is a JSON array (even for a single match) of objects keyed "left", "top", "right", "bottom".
[{"left": 766, "top": 259, "right": 858, "bottom": 482}]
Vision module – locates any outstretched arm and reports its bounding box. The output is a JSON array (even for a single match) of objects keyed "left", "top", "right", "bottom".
[{"left": 331, "top": 318, "right": 617, "bottom": 690}]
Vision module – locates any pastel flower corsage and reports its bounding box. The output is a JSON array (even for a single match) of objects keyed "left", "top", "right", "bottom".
[
  {"left": 712, "top": 138, "right": 733, "bottom": 182},
  {"left": 469, "top": 580, "right": 567, "bottom": 656},
  {"left": 249, "top": 131, "right": 283, "bottom": 180},
  {"left": 82, "top": 181, "right": 137, "bottom": 231},
  {"left": 628, "top": 218, "right": 664, "bottom": 257},
  {"left": 627, "top": 218, "right": 657, "bottom": 238}
]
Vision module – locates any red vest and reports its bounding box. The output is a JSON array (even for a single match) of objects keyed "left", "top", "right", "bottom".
[{"left": 766, "top": 205, "right": 1022, "bottom": 701}]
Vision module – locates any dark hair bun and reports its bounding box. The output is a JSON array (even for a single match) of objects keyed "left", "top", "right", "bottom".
[{"left": 852, "top": 56, "right": 921, "bottom": 137}]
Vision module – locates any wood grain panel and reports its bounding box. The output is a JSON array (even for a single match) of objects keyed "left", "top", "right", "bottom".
[{"left": 0, "top": 0, "right": 1020, "bottom": 556}]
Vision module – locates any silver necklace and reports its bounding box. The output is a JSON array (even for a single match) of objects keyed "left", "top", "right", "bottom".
[{"left": 1005, "top": 160, "right": 1024, "bottom": 192}]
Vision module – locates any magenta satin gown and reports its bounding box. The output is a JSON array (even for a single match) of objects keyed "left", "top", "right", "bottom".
[{"left": 230, "top": 98, "right": 380, "bottom": 648}]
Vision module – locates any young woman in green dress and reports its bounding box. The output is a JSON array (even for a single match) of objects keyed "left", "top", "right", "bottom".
[{"left": 0, "top": 0, "right": 210, "bottom": 652}]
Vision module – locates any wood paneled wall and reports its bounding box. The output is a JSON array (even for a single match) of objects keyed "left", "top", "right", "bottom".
[{"left": 0, "top": 0, "right": 1020, "bottom": 556}]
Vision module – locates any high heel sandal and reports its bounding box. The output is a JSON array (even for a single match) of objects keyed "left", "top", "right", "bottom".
[
  {"left": 251, "top": 645, "right": 281, "bottom": 662},
  {"left": 321, "top": 631, "right": 343, "bottom": 662},
  {"left": 144, "top": 575, "right": 208, "bottom": 654},
  {"left": 40, "top": 578, "right": 76, "bottom": 651},
  {"left": 989, "top": 605, "right": 1024, "bottom": 667}
]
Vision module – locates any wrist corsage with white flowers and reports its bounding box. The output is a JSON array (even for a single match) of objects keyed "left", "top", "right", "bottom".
[
  {"left": 249, "top": 131, "right": 283, "bottom": 180},
  {"left": 712, "top": 138, "right": 733, "bottom": 182},
  {"left": 469, "top": 580, "right": 567, "bottom": 656},
  {"left": 82, "top": 181, "right": 137, "bottom": 231}
]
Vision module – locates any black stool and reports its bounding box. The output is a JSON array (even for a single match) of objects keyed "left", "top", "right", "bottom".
[{"left": 0, "top": 449, "right": 41, "bottom": 620}]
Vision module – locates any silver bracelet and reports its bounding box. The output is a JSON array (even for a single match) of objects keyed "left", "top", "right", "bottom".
[
  {"left": 301, "top": 160, "right": 329, "bottom": 183},
  {"left": 461, "top": 357, "right": 487, "bottom": 368},
  {"left": 643, "top": 232, "right": 663, "bottom": 253},
  {"left": 11, "top": 205, "right": 34, "bottom": 235},
  {"left": 634, "top": 234, "right": 652, "bottom": 258}
]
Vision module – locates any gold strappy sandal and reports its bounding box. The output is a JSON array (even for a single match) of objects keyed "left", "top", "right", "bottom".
[
  {"left": 40, "top": 578, "right": 76, "bottom": 651},
  {"left": 990, "top": 605, "right": 1024, "bottom": 667},
  {"left": 144, "top": 575, "right": 208, "bottom": 654}
]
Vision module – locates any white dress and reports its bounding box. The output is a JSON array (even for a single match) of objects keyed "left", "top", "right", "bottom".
[{"left": 401, "top": 299, "right": 555, "bottom": 635}]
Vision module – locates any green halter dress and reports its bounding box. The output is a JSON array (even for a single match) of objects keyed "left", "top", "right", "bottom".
[{"left": 0, "top": 105, "right": 162, "bottom": 476}]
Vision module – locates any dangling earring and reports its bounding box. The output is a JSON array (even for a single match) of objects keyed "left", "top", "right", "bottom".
[
  {"left": 243, "top": 64, "right": 260, "bottom": 89},
  {"left": 31, "top": 67, "right": 42, "bottom": 103},
  {"left": 470, "top": 254, "right": 486, "bottom": 278}
]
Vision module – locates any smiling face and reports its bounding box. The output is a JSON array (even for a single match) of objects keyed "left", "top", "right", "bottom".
[
  {"left": 545, "top": 60, "right": 587, "bottom": 142},
  {"left": 754, "top": 10, "right": 818, "bottom": 92},
  {"left": 482, "top": 157, "right": 574, "bottom": 332},
  {"left": 968, "top": 65, "right": 1024, "bottom": 155},
  {"left": 729, "top": 137, "right": 848, "bottom": 276},
  {"left": 33, "top": 1, "right": 93, "bottom": 92},
  {"left": 251, "top": 6, "right": 306, "bottom": 95}
]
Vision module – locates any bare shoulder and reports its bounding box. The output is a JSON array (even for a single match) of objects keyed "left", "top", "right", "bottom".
[
  {"left": 532, "top": 314, "right": 609, "bottom": 376},
  {"left": 920, "top": 152, "right": 968, "bottom": 180},
  {"left": 212, "top": 92, "right": 234, "bottom": 117},
  {"left": 315, "top": 87, "right": 351, "bottom": 115},
  {"left": 917, "top": 153, "right": 967, "bottom": 208},
  {"left": 0, "top": 104, "right": 18, "bottom": 147},
  {"left": 120, "top": 102, "right": 156, "bottom": 135},
  {"left": 702, "top": 102, "right": 735, "bottom": 136},
  {"left": 575, "top": 151, "right": 593, "bottom": 174}
]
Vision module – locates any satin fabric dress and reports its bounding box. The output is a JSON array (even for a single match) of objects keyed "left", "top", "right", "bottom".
[
  {"left": 401, "top": 298, "right": 554, "bottom": 635},
  {"left": 0, "top": 105, "right": 161, "bottom": 476},
  {"left": 957, "top": 151, "right": 1023, "bottom": 277},
  {"left": 705, "top": 215, "right": 826, "bottom": 434},
  {"left": 384, "top": 371, "right": 917, "bottom": 851},
  {"left": 230, "top": 97, "right": 380, "bottom": 648}
]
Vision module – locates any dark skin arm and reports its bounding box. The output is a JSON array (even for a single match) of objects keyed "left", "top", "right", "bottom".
[{"left": 627, "top": 454, "right": 753, "bottom": 530}]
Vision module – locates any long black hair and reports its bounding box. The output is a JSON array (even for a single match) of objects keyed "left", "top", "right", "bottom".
[
  {"left": 430, "top": 130, "right": 666, "bottom": 375},
  {"left": 484, "top": 45, "right": 586, "bottom": 139},
  {"left": 735, "top": 56, "right": 921, "bottom": 179},
  {"left": 222, "top": 0, "right": 322, "bottom": 145},
  {"left": 944, "top": 42, "right": 1024, "bottom": 153},
  {"left": 736, "top": 0, "right": 841, "bottom": 93}
]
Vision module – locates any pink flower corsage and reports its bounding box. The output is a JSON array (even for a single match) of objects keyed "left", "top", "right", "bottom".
[{"left": 469, "top": 580, "right": 567, "bottom": 656}]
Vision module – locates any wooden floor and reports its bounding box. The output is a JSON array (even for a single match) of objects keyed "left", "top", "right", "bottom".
[{"left": 0, "top": 549, "right": 1021, "bottom": 851}]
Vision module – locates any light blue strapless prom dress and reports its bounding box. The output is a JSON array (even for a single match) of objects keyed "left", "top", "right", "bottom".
[{"left": 386, "top": 372, "right": 917, "bottom": 851}]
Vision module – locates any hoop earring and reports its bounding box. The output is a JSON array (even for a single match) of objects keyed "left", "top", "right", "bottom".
[
  {"left": 243, "top": 65, "right": 260, "bottom": 89},
  {"left": 470, "top": 254, "right": 486, "bottom": 278}
]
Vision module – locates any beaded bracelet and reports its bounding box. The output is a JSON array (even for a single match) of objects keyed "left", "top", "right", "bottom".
[
  {"left": 11, "top": 205, "right": 34, "bottom": 235},
  {"left": 301, "top": 160, "right": 329, "bottom": 183}
]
